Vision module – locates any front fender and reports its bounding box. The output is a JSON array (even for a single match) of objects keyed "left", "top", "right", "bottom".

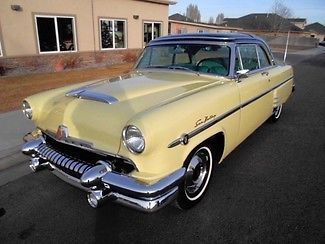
[{"left": 118, "top": 80, "right": 241, "bottom": 182}]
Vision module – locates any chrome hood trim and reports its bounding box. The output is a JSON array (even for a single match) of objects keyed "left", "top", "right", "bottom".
[{"left": 66, "top": 88, "right": 119, "bottom": 104}]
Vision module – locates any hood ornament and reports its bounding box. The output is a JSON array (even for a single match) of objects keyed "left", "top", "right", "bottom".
[{"left": 56, "top": 125, "right": 69, "bottom": 140}]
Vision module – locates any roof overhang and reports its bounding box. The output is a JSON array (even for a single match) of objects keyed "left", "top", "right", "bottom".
[{"left": 135, "top": 0, "right": 177, "bottom": 5}]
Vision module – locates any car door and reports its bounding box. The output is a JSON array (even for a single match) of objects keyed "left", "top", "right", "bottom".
[{"left": 236, "top": 44, "right": 273, "bottom": 142}]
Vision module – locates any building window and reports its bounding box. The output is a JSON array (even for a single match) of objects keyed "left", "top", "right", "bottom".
[
  {"left": 35, "top": 15, "right": 77, "bottom": 53},
  {"left": 143, "top": 22, "right": 161, "bottom": 46},
  {"left": 100, "top": 19, "right": 126, "bottom": 49}
]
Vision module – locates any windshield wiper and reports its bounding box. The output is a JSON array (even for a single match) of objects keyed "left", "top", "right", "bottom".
[
  {"left": 144, "top": 65, "right": 167, "bottom": 69},
  {"left": 167, "top": 66, "right": 199, "bottom": 75},
  {"left": 143, "top": 65, "right": 199, "bottom": 76}
]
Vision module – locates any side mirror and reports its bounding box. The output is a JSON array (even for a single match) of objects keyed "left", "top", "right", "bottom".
[{"left": 236, "top": 69, "right": 249, "bottom": 82}]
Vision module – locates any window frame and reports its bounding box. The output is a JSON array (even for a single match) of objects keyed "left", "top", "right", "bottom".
[
  {"left": 143, "top": 21, "right": 162, "bottom": 47},
  {"left": 34, "top": 14, "right": 77, "bottom": 54},
  {"left": 236, "top": 43, "right": 273, "bottom": 74},
  {"left": 136, "top": 43, "right": 231, "bottom": 77},
  {"left": 99, "top": 18, "right": 127, "bottom": 50}
]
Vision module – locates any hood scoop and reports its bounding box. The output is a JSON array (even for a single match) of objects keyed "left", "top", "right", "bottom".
[{"left": 66, "top": 88, "right": 119, "bottom": 104}]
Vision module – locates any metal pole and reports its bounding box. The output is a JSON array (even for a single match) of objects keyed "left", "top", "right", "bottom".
[{"left": 283, "top": 31, "right": 290, "bottom": 63}]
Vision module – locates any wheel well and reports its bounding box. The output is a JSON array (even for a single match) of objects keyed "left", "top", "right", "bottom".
[
  {"left": 185, "top": 132, "right": 225, "bottom": 166},
  {"left": 205, "top": 132, "right": 225, "bottom": 164}
]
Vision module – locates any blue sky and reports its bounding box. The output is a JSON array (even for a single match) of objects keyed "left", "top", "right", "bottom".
[{"left": 169, "top": 0, "right": 325, "bottom": 25}]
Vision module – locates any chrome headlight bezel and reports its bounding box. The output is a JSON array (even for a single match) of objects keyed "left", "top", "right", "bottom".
[
  {"left": 122, "top": 125, "right": 145, "bottom": 154},
  {"left": 22, "top": 100, "right": 33, "bottom": 119}
]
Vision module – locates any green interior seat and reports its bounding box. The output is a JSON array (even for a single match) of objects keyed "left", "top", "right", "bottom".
[{"left": 197, "top": 58, "right": 227, "bottom": 75}]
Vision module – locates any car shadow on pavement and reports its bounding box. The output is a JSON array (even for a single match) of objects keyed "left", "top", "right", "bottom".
[{"left": 0, "top": 207, "right": 5, "bottom": 217}]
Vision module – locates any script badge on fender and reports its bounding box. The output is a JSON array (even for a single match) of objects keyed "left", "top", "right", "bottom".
[{"left": 56, "top": 125, "right": 69, "bottom": 140}]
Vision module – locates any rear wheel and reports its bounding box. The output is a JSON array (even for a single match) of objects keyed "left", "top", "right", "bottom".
[
  {"left": 271, "top": 104, "right": 283, "bottom": 122},
  {"left": 176, "top": 145, "right": 213, "bottom": 209}
]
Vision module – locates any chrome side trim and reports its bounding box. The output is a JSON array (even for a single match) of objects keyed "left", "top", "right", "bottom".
[
  {"left": 168, "top": 76, "right": 294, "bottom": 148},
  {"left": 66, "top": 89, "right": 119, "bottom": 104}
]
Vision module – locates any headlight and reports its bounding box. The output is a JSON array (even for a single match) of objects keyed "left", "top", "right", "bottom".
[
  {"left": 122, "top": 125, "right": 145, "bottom": 154},
  {"left": 22, "top": 100, "right": 33, "bottom": 119}
]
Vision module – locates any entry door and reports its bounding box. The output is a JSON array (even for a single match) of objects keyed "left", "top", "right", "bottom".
[{"left": 236, "top": 44, "right": 273, "bottom": 142}]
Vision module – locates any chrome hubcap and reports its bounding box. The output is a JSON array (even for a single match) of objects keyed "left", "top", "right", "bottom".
[
  {"left": 274, "top": 104, "right": 282, "bottom": 119},
  {"left": 184, "top": 147, "right": 212, "bottom": 201}
]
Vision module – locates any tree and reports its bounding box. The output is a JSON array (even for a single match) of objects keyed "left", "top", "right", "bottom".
[
  {"left": 186, "top": 4, "right": 201, "bottom": 22},
  {"left": 270, "top": 0, "right": 293, "bottom": 31},
  {"left": 271, "top": 0, "right": 292, "bottom": 18},
  {"left": 215, "top": 13, "right": 224, "bottom": 24},
  {"left": 208, "top": 17, "right": 214, "bottom": 24}
]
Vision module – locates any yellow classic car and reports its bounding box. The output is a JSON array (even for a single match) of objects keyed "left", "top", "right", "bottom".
[{"left": 22, "top": 33, "right": 294, "bottom": 212}]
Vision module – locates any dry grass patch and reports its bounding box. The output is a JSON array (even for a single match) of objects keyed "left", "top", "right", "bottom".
[{"left": 0, "top": 63, "right": 133, "bottom": 113}]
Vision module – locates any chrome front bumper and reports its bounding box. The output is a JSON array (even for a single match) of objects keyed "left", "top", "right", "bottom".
[{"left": 22, "top": 136, "right": 185, "bottom": 212}]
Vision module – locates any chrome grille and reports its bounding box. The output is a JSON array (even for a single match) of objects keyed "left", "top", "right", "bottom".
[
  {"left": 42, "top": 133, "right": 136, "bottom": 174},
  {"left": 37, "top": 143, "right": 94, "bottom": 178}
]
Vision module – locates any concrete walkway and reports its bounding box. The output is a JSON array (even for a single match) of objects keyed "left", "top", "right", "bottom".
[{"left": 0, "top": 110, "right": 34, "bottom": 170}]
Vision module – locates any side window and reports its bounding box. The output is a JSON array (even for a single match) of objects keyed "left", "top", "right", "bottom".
[
  {"left": 257, "top": 45, "right": 271, "bottom": 68},
  {"left": 238, "top": 44, "right": 259, "bottom": 71}
]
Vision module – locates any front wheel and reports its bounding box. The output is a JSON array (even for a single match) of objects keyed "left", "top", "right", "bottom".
[
  {"left": 271, "top": 104, "right": 283, "bottom": 122},
  {"left": 176, "top": 146, "right": 213, "bottom": 209}
]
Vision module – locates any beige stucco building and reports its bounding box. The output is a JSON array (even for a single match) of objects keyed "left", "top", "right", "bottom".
[{"left": 0, "top": 0, "right": 175, "bottom": 75}]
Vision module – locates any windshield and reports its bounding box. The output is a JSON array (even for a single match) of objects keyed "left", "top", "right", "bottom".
[{"left": 136, "top": 44, "right": 230, "bottom": 76}]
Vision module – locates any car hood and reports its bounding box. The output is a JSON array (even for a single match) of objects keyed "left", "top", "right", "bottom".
[{"left": 32, "top": 70, "right": 224, "bottom": 154}]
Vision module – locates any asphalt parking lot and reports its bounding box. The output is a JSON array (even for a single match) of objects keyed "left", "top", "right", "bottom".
[{"left": 0, "top": 50, "right": 324, "bottom": 243}]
